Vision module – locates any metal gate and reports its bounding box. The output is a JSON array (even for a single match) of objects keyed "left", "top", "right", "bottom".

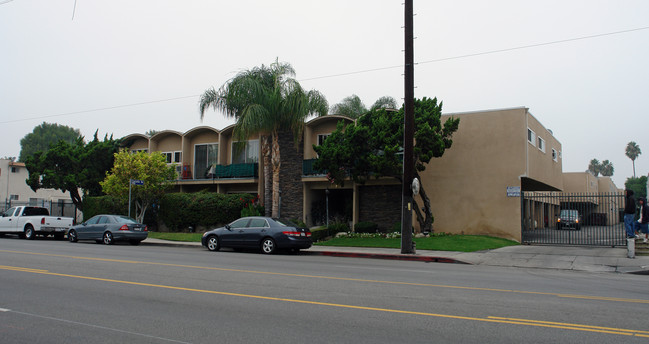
[{"left": 521, "top": 191, "right": 626, "bottom": 246}]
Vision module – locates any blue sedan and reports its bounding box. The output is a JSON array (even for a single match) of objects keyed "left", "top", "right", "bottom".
[{"left": 201, "top": 217, "right": 312, "bottom": 254}]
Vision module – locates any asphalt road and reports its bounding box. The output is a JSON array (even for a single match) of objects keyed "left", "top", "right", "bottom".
[{"left": 1, "top": 237, "right": 648, "bottom": 344}]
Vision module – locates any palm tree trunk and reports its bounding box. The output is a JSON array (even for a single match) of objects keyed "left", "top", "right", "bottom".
[
  {"left": 271, "top": 130, "right": 281, "bottom": 218},
  {"left": 633, "top": 159, "right": 636, "bottom": 178},
  {"left": 261, "top": 135, "right": 272, "bottom": 217}
]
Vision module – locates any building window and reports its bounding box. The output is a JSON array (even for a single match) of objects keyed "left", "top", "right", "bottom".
[
  {"left": 11, "top": 166, "right": 18, "bottom": 173},
  {"left": 317, "top": 134, "right": 331, "bottom": 146},
  {"left": 552, "top": 148, "right": 558, "bottom": 162},
  {"left": 537, "top": 137, "right": 545, "bottom": 153},
  {"left": 527, "top": 128, "right": 536, "bottom": 146},
  {"left": 194, "top": 143, "right": 218, "bottom": 179},
  {"left": 162, "top": 151, "right": 182, "bottom": 164},
  {"left": 232, "top": 140, "right": 259, "bottom": 164},
  {"left": 131, "top": 149, "right": 148, "bottom": 154},
  {"left": 9, "top": 194, "right": 19, "bottom": 201}
]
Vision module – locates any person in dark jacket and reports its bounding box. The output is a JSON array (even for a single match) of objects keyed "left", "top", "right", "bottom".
[
  {"left": 624, "top": 189, "right": 637, "bottom": 238},
  {"left": 637, "top": 197, "right": 649, "bottom": 243}
]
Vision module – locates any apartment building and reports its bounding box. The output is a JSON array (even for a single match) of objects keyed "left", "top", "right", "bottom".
[
  {"left": 0, "top": 158, "right": 73, "bottom": 214},
  {"left": 121, "top": 107, "right": 573, "bottom": 241}
]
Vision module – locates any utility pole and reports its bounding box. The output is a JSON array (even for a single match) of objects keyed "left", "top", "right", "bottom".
[{"left": 401, "top": 0, "right": 415, "bottom": 254}]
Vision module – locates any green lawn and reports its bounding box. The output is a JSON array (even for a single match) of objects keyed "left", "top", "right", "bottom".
[
  {"left": 314, "top": 235, "right": 518, "bottom": 252},
  {"left": 149, "top": 232, "right": 518, "bottom": 252},
  {"left": 148, "top": 232, "right": 204, "bottom": 242}
]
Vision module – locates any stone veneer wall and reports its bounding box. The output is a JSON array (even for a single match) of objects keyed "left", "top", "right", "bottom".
[
  {"left": 358, "top": 184, "right": 402, "bottom": 232},
  {"left": 278, "top": 131, "right": 304, "bottom": 221}
]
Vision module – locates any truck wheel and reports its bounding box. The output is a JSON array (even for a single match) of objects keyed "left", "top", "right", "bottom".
[{"left": 24, "top": 225, "right": 36, "bottom": 240}]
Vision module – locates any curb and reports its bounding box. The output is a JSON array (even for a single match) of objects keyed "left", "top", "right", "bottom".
[
  {"left": 306, "top": 250, "right": 471, "bottom": 264},
  {"left": 141, "top": 240, "right": 470, "bottom": 264}
]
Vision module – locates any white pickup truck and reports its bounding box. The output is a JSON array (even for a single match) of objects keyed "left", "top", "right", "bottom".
[{"left": 0, "top": 206, "right": 74, "bottom": 240}]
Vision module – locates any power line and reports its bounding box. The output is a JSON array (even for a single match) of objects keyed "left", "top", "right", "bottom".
[
  {"left": 0, "top": 95, "right": 199, "bottom": 124},
  {"left": 4, "top": 25, "right": 648, "bottom": 124}
]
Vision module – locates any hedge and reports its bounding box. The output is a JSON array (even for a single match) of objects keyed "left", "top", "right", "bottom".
[
  {"left": 158, "top": 192, "right": 255, "bottom": 231},
  {"left": 83, "top": 192, "right": 255, "bottom": 232}
]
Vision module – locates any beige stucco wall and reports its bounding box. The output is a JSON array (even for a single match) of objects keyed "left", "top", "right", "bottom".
[
  {"left": 525, "top": 112, "right": 563, "bottom": 188},
  {"left": 419, "top": 108, "right": 562, "bottom": 241},
  {"left": 304, "top": 116, "right": 351, "bottom": 159},
  {"left": 150, "top": 132, "right": 182, "bottom": 153},
  {"left": 563, "top": 172, "right": 599, "bottom": 193}
]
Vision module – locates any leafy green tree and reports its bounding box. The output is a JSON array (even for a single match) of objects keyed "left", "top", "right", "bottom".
[
  {"left": 314, "top": 97, "right": 460, "bottom": 232},
  {"left": 626, "top": 176, "right": 647, "bottom": 199},
  {"left": 100, "top": 150, "right": 176, "bottom": 223},
  {"left": 19, "top": 122, "right": 82, "bottom": 162},
  {"left": 600, "top": 159, "right": 614, "bottom": 177},
  {"left": 625, "top": 141, "right": 641, "bottom": 178},
  {"left": 330, "top": 94, "right": 398, "bottom": 119},
  {"left": 145, "top": 129, "right": 159, "bottom": 137},
  {"left": 199, "top": 59, "right": 328, "bottom": 217},
  {"left": 24, "top": 132, "right": 121, "bottom": 210}
]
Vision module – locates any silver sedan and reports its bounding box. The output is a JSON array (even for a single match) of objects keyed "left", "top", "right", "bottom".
[{"left": 67, "top": 214, "right": 148, "bottom": 245}]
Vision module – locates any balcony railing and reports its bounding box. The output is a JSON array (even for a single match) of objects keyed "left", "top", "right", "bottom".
[
  {"left": 303, "top": 159, "right": 327, "bottom": 176},
  {"left": 182, "top": 163, "right": 258, "bottom": 180}
]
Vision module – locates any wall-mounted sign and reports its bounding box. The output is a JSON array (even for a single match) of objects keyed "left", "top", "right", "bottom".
[{"left": 506, "top": 186, "right": 521, "bottom": 197}]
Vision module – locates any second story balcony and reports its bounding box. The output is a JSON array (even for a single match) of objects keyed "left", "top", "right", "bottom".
[{"left": 180, "top": 163, "right": 258, "bottom": 181}]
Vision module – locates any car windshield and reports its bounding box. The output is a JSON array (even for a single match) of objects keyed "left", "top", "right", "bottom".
[
  {"left": 273, "top": 219, "right": 298, "bottom": 227},
  {"left": 114, "top": 215, "right": 138, "bottom": 224},
  {"left": 560, "top": 210, "right": 578, "bottom": 217}
]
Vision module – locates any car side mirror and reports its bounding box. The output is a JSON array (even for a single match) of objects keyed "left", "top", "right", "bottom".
[{"left": 225, "top": 224, "right": 231, "bottom": 231}]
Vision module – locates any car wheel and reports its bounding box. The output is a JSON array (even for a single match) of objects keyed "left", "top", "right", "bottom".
[
  {"left": 261, "top": 238, "right": 276, "bottom": 254},
  {"left": 103, "top": 232, "right": 114, "bottom": 245},
  {"left": 206, "top": 235, "right": 220, "bottom": 251},
  {"left": 129, "top": 240, "right": 141, "bottom": 245},
  {"left": 68, "top": 229, "right": 78, "bottom": 243},
  {"left": 24, "top": 225, "right": 35, "bottom": 240}
]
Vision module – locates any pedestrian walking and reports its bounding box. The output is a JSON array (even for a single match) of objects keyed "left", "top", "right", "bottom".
[
  {"left": 637, "top": 197, "right": 649, "bottom": 243},
  {"left": 624, "top": 189, "right": 638, "bottom": 239}
]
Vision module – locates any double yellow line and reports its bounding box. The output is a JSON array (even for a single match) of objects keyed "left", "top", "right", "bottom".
[
  {"left": 2, "top": 249, "right": 649, "bottom": 305},
  {"left": 1, "top": 263, "right": 648, "bottom": 338}
]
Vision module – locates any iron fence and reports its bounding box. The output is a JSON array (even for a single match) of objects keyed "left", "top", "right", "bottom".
[{"left": 521, "top": 191, "right": 626, "bottom": 247}]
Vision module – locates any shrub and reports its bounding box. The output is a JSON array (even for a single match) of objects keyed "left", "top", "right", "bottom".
[
  {"left": 327, "top": 221, "right": 349, "bottom": 233},
  {"left": 310, "top": 226, "right": 329, "bottom": 242},
  {"left": 354, "top": 221, "right": 378, "bottom": 233},
  {"left": 290, "top": 218, "right": 307, "bottom": 228},
  {"left": 82, "top": 195, "right": 126, "bottom": 222},
  {"left": 159, "top": 192, "right": 255, "bottom": 231}
]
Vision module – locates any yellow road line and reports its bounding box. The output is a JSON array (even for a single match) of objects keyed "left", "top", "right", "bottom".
[
  {"left": 2, "top": 249, "right": 648, "bottom": 305},
  {"left": 1, "top": 264, "right": 647, "bottom": 338}
]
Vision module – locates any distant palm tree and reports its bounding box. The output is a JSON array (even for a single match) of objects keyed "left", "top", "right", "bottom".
[
  {"left": 587, "top": 158, "right": 601, "bottom": 176},
  {"left": 199, "top": 60, "right": 328, "bottom": 217},
  {"left": 330, "top": 95, "right": 398, "bottom": 118},
  {"left": 600, "top": 160, "right": 614, "bottom": 177},
  {"left": 625, "top": 141, "right": 641, "bottom": 178}
]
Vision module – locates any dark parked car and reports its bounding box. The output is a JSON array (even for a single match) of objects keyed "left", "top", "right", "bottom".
[
  {"left": 201, "top": 217, "right": 312, "bottom": 254},
  {"left": 556, "top": 209, "right": 581, "bottom": 230},
  {"left": 67, "top": 214, "right": 148, "bottom": 245}
]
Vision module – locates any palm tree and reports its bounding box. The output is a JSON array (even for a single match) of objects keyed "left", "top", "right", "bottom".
[
  {"left": 625, "top": 141, "right": 641, "bottom": 178},
  {"left": 199, "top": 60, "right": 328, "bottom": 217},
  {"left": 330, "top": 95, "right": 398, "bottom": 118},
  {"left": 600, "top": 160, "right": 614, "bottom": 177},
  {"left": 587, "top": 158, "right": 601, "bottom": 176}
]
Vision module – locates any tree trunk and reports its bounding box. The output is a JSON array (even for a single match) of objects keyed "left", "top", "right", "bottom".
[
  {"left": 271, "top": 131, "right": 281, "bottom": 218},
  {"left": 413, "top": 171, "right": 433, "bottom": 232},
  {"left": 261, "top": 135, "right": 272, "bottom": 217},
  {"left": 69, "top": 189, "right": 83, "bottom": 212}
]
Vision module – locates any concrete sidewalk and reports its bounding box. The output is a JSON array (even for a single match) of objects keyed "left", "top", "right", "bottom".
[{"left": 141, "top": 238, "right": 649, "bottom": 274}]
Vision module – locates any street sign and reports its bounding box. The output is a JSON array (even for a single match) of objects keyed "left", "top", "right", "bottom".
[{"left": 131, "top": 179, "right": 144, "bottom": 185}]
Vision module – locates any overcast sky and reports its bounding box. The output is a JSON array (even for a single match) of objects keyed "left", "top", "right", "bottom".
[{"left": 1, "top": 0, "right": 648, "bottom": 187}]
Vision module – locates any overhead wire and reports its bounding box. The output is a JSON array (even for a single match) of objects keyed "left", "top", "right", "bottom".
[{"left": 2, "top": 25, "right": 648, "bottom": 124}]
